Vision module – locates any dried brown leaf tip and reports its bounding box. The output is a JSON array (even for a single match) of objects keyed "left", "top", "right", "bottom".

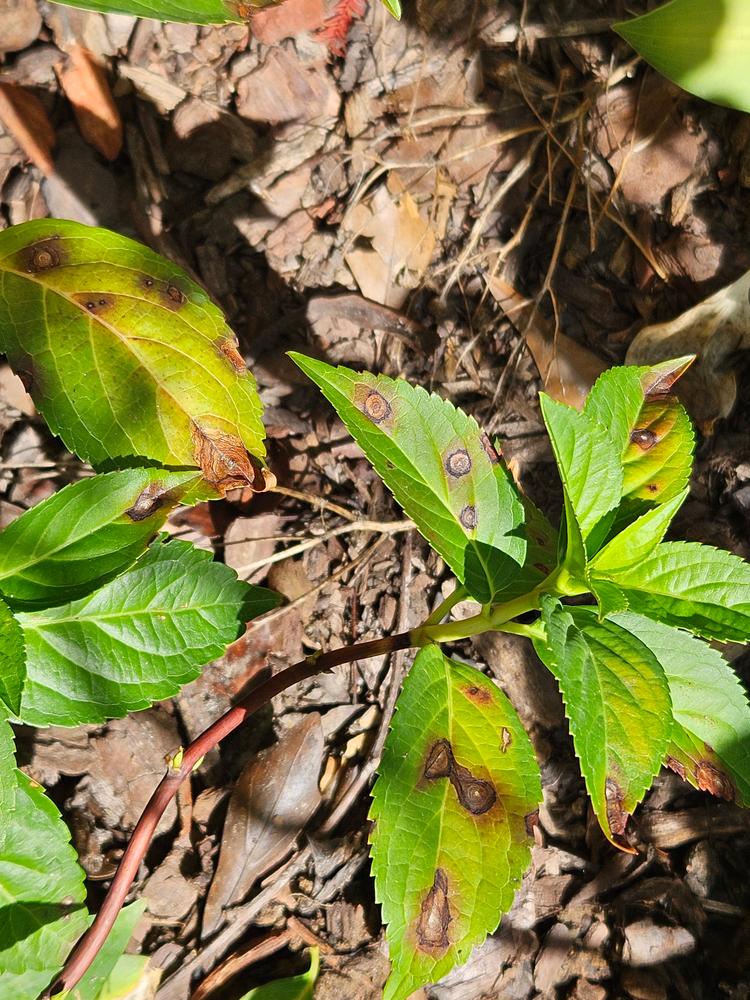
[
  {"left": 695, "top": 759, "right": 735, "bottom": 802},
  {"left": 191, "top": 422, "right": 272, "bottom": 494},
  {"left": 215, "top": 337, "right": 248, "bottom": 375},
  {"left": 604, "top": 777, "right": 636, "bottom": 852},
  {"left": 416, "top": 868, "right": 452, "bottom": 954},
  {"left": 641, "top": 355, "right": 695, "bottom": 400},
  {"left": 423, "top": 737, "right": 496, "bottom": 816},
  {"left": 480, "top": 432, "right": 501, "bottom": 464}
]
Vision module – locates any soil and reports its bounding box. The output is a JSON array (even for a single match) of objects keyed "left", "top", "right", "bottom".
[{"left": 2, "top": 1, "right": 750, "bottom": 998}]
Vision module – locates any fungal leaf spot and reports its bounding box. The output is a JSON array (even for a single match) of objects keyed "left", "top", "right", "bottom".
[
  {"left": 191, "top": 422, "right": 269, "bottom": 494},
  {"left": 460, "top": 505, "right": 477, "bottom": 530},
  {"left": 445, "top": 448, "right": 471, "bottom": 478},
  {"left": 462, "top": 684, "right": 491, "bottom": 705},
  {"left": 216, "top": 337, "right": 247, "bottom": 375},
  {"left": 415, "top": 869, "right": 451, "bottom": 954},
  {"left": 354, "top": 383, "right": 393, "bottom": 426},
  {"left": 423, "top": 739, "right": 452, "bottom": 779},
  {"left": 451, "top": 762, "right": 497, "bottom": 815},
  {"left": 20, "top": 236, "right": 64, "bottom": 273},
  {"left": 630, "top": 428, "right": 657, "bottom": 450},
  {"left": 501, "top": 727, "right": 512, "bottom": 753}
]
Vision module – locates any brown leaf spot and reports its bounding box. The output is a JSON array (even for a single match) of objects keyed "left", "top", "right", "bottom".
[
  {"left": 534, "top": 563, "right": 551, "bottom": 574},
  {"left": 605, "top": 778, "right": 629, "bottom": 837},
  {"left": 452, "top": 763, "right": 497, "bottom": 815},
  {"left": 191, "top": 422, "right": 269, "bottom": 494},
  {"left": 646, "top": 483, "right": 660, "bottom": 494},
  {"left": 462, "top": 684, "right": 491, "bottom": 705},
  {"left": 630, "top": 428, "right": 657, "bottom": 450},
  {"left": 74, "top": 293, "right": 113, "bottom": 314},
  {"left": 416, "top": 869, "right": 451, "bottom": 953},
  {"left": 665, "top": 755, "right": 687, "bottom": 781},
  {"left": 22, "top": 237, "right": 63, "bottom": 273},
  {"left": 165, "top": 282, "right": 187, "bottom": 307},
  {"left": 216, "top": 337, "right": 247, "bottom": 375},
  {"left": 480, "top": 433, "right": 501, "bottom": 463},
  {"left": 140, "top": 275, "right": 155, "bottom": 289},
  {"left": 124, "top": 481, "right": 175, "bottom": 522},
  {"left": 501, "top": 727, "right": 512, "bottom": 753},
  {"left": 424, "top": 739, "right": 452, "bottom": 779},
  {"left": 695, "top": 760, "right": 736, "bottom": 802},
  {"left": 459, "top": 504, "right": 477, "bottom": 530},
  {"left": 525, "top": 809, "right": 540, "bottom": 837},
  {"left": 445, "top": 448, "right": 471, "bottom": 478},
  {"left": 361, "top": 389, "right": 392, "bottom": 424}
]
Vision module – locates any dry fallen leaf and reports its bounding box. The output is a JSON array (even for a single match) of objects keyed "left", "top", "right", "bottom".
[
  {"left": 56, "top": 45, "right": 123, "bottom": 161},
  {"left": 251, "top": 0, "right": 325, "bottom": 44},
  {"left": 0, "top": 82, "right": 55, "bottom": 176},
  {"left": 487, "top": 275, "right": 607, "bottom": 409},
  {"left": 626, "top": 269, "right": 750, "bottom": 432},
  {"left": 202, "top": 713, "right": 325, "bottom": 936}
]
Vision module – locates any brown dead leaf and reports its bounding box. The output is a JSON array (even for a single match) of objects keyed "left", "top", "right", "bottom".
[
  {"left": 56, "top": 45, "right": 123, "bottom": 161},
  {"left": 202, "top": 713, "right": 325, "bottom": 936},
  {"left": 251, "top": 0, "right": 325, "bottom": 43},
  {"left": 487, "top": 275, "right": 607, "bottom": 409},
  {"left": 235, "top": 47, "right": 340, "bottom": 125},
  {"left": 0, "top": 82, "right": 55, "bottom": 176},
  {"left": 626, "top": 269, "right": 750, "bottom": 432}
]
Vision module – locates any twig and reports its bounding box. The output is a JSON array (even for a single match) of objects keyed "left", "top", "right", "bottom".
[{"left": 42, "top": 631, "right": 415, "bottom": 999}]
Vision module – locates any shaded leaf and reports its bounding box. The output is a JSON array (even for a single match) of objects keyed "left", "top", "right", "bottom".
[
  {"left": 615, "top": 0, "right": 750, "bottom": 114},
  {"left": 590, "top": 490, "right": 687, "bottom": 575},
  {"left": 0, "top": 598, "right": 24, "bottom": 715},
  {"left": 0, "top": 469, "right": 199, "bottom": 606},
  {"left": 597, "top": 541, "right": 750, "bottom": 642},
  {"left": 56, "top": 46, "right": 123, "bottom": 161},
  {"left": 534, "top": 598, "right": 672, "bottom": 845},
  {"left": 238, "top": 949, "right": 319, "bottom": 1000},
  {"left": 202, "top": 714, "right": 324, "bottom": 936},
  {"left": 370, "top": 645, "right": 541, "bottom": 1000},
  {"left": 71, "top": 901, "right": 146, "bottom": 1000},
  {"left": 291, "top": 355, "right": 525, "bottom": 604},
  {"left": 0, "top": 220, "right": 267, "bottom": 496},
  {"left": 539, "top": 394, "right": 621, "bottom": 554},
  {"left": 17, "top": 538, "right": 278, "bottom": 726},
  {"left": 612, "top": 613, "right": 750, "bottom": 806},
  {"left": 0, "top": 771, "right": 88, "bottom": 1000},
  {"left": 38, "top": 0, "right": 247, "bottom": 25}
]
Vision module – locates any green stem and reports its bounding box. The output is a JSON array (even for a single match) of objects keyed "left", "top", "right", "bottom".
[{"left": 422, "top": 584, "right": 471, "bottom": 626}]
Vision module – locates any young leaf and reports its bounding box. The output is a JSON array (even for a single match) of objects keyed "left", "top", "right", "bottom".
[
  {"left": 0, "top": 220, "right": 267, "bottom": 496},
  {"left": 370, "top": 645, "right": 541, "bottom": 1000},
  {"left": 94, "top": 955, "right": 153, "bottom": 1000},
  {"left": 0, "top": 597, "right": 25, "bottom": 714},
  {"left": 584, "top": 358, "right": 694, "bottom": 507},
  {"left": 597, "top": 541, "right": 750, "bottom": 642},
  {"left": 615, "top": 0, "right": 750, "bottom": 114},
  {"left": 238, "top": 948, "right": 319, "bottom": 1000},
  {"left": 0, "top": 469, "right": 199, "bottom": 606},
  {"left": 70, "top": 901, "right": 147, "bottom": 1000},
  {"left": 538, "top": 394, "right": 621, "bottom": 553},
  {"left": 290, "top": 355, "right": 525, "bottom": 604},
  {"left": 534, "top": 598, "right": 672, "bottom": 845},
  {"left": 612, "top": 613, "right": 750, "bottom": 806},
  {"left": 379, "top": 0, "right": 401, "bottom": 17},
  {"left": 17, "top": 0, "right": 245, "bottom": 26},
  {"left": 589, "top": 489, "right": 687, "bottom": 575},
  {"left": 0, "top": 771, "right": 89, "bottom": 1000},
  {"left": 16, "top": 538, "right": 278, "bottom": 726}
]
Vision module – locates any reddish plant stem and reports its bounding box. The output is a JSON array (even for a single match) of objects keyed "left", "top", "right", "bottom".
[{"left": 42, "top": 630, "right": 415, "bottom": 999}]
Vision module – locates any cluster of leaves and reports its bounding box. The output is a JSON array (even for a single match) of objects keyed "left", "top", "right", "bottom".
[
  {"left": 294, "top": 354, "right": 750, "bottom": 998},
  {"left": 0, "top": 220, "right": 277, "bottom": 998},
  {"left": 1, "top": 215, "right": 750, "bottom": 1000}
]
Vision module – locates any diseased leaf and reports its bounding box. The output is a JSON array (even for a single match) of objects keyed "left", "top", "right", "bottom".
[
  {"left": 534, "top": 598, "right": 672, "bottom": 845},
  {"left": 597, "top": 541, "right": 750, "bottom": 642},
  {"left": 0, "top": 597, "right": 24, "bottom": 714},
  {"left": 590, "top": 490, "right": 687, "bottom": 575},
  {"left": 615, "top": 0, "right": 750, "bottom": 114},
  {"left": 539, "top": 394, "right": 621, "bottom": 554},
  {"left": 291, "top": 355, "right": 525, "bottom": 604},
  {"left": 370, "top": 645, "right": 541, "bottom": 1000},
  {"left": 202, "top": 714, "right": 324, "bottom": 936},
  {"left": 39, "top": 0, "right": 246, "bottom": 25},
  {"left": 613, "top": 613, "right": 750, "bottom": 806},
  {"left": 0, "top": 220, "right": 267, "bottom": 496},
  {"left": 238, "top": 948, "right": 319, "bottom": 1000},
  {"left": 0, "top": 771, "right": 89, "bottom": 1000},
  {"left": 0, "top": 469, "right": 199, "bottom": 606},
  {"left": 71, "top": 901, "right": 146, "bottom": 1000},
  {"left": 17, "top": 538, "right": 278, "bottom": 726}
]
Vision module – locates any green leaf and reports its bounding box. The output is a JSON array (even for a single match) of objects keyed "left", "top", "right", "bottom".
[
  {"left": 534, "top": 598, "right": 672, "bottom": 844},
  {"left": 539, "top": 394, "right": 621, "bottom": 553},
  {"left": 0, "top": 771, "right": 88, "bottom": 1000},
  {"left": 94, "top": 955, "right": 152, "bottom": 1000},
  {"left": 612, "top": 613, "right": 750, "bottom": 806},
  {"left": 596, "top": 540, "right": 750, "bottom": 642},
  {"left": 0, "top": 220, "right": 266, "bottom": 496},
  {"left": 70, "top": 901, "right": 147, "bottom": 1000},
  {"left": 238, "top": 949, "right": 319, "bottom": 1000},
  {"left": 584, "top": 358, "right": 694, "bottom": 507},
  {"left": 590, "top": 489, "right": 687, "bottom": 575},
  {"left": 38, "top": 0, "right": 244, "bottom": 25},
  {"left": 290, "top": 355, "right": 526, "bottom": 604},
  {"left": 0, "top": 598, "right": 25, "bottom": 714},
  {"left": 0, "top": 469, "right": 199, "bottom": 607},
  {"left": 370, "top": 645, "right": 541, "bottom": 1000},
  {"left": 0, "top": 719, "right": 16, "bottom": 849},
  {"left": 17, "top": 538, "right": 278, "bottom": 726},
  {"left": 614, "top": 0, "right": 750, "bottom": 114},
  {"left": 379, "top": 0, "right": 401, "bottom": 17}
]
